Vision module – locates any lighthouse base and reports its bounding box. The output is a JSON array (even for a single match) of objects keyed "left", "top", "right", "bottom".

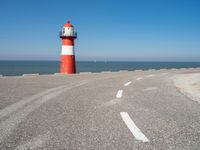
[{"left": 60, "top": 55, "right": 76, "bottom": 74}]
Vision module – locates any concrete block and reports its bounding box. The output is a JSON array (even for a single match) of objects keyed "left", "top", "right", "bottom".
[
  {"left": 22, "top": 73, "right": 39, "bottom": 77},
  {"left": 119, "top": 70, "right": 129, "bottom": 72},
  {"left": 101, "top": 71, "right": 112, "bottom": 73},
  {"left": 147, "top": 69, "right": 156, "bottom": 71},
  {"left": 133, "top": 69, "right": 143, "bottom": 72},
  {"left": 79, "top": 72, "right": 92, "bottom": 74}
]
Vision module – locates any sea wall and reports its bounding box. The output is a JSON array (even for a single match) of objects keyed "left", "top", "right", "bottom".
[{"left": 0, "top": 67, "right": 200, "bottom": 78}]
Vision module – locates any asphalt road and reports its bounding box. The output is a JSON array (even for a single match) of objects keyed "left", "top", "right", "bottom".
[{"left": 0, "top": 68, "right": 200, "bottom": 150}]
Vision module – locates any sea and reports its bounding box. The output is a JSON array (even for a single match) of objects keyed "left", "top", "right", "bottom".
[{"left": 0, "top": 60, "right": 200, "bottom": 76}]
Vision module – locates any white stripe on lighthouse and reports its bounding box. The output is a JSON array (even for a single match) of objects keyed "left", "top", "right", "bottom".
[{"left": 61, "top": 45, "right": 74, "bottom": 55}]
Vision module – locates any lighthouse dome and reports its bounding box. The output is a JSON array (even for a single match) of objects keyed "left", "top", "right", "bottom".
[
  {"left": 60, "top": 20, "right": 77, "bottom": 38},
  {"left": 64, "top": 20, "right": 73, "bottom": 27}
]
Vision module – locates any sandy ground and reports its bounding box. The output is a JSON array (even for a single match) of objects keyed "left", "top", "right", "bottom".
[{"left": 173, "top": 73, "right": 200, "bottom": 104}]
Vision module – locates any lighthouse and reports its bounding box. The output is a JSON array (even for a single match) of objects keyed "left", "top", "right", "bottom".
[{"left": 59, "top": 20, "right": 77, "bottom": 74}]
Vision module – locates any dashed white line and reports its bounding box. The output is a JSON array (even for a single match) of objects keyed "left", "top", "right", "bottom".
[
  {"left": 124, "top": 81, "right": 132, "bottom": 86},
  {"left": 136, "top": 77, "right": 143, "bottom": 81},
  {"left": 116, "top": 90, "right": 123, "bottom": 98},
  {"left": 120, "top": 112, "right": 149, "bottom": 143}
]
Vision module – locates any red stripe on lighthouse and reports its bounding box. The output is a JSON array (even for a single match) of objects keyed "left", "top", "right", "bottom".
[
  {"left": 62, "top": 38, "right": 74, "bottom": 46},
  {"left": 60, "top": 55, "right": 76, "bottom": 73}
]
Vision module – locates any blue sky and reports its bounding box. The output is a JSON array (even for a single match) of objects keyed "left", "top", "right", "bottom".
[{"left": 0, "top": 0, "right": 200, "bottom": 61}]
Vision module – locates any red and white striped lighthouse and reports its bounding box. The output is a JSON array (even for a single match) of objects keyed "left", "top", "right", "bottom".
[{"left": 60, "top": 20, "right": 77, "bottom": 74}]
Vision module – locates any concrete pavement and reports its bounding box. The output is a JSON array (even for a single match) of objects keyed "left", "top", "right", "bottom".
[
  {"left": 173, "top": 73, "right": 200, "bottom": 103},
  {"left": 0, "top": 68, "right": 200, "bottom": 149}
]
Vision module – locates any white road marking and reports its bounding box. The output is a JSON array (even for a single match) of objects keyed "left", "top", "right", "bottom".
[
  {"left": 120, "top": 112, "right": 149, "bottom": 142},
  {"left": 116, "top": 90, "right": 123, "bottom": 98},
  {"left": 136, "top": 77, "right": 143, "bottom": 81},
  {"left": 124, "top": 81, "right": 132, "bottom": 86}
]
